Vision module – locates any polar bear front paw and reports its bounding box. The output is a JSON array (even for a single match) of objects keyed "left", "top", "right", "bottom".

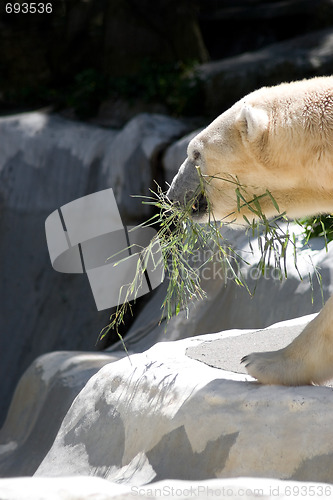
[
  {"left": 242, "top": 297, "right": 333, "bottom": 385},
  {"left": 241, "top": 350, "right": 313, "bottom": 385},
  {"left": 241, "top": 348, "right": 330, "bottom": 386}
]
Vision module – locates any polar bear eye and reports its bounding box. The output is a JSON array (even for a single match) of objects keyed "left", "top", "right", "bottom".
[{"left": 193, "top": 150, "right": 200, "bottom": 160}]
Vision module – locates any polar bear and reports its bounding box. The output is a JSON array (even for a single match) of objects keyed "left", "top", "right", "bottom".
[{"left": 167, "top": 76, "right": 333, "bottom": 386}]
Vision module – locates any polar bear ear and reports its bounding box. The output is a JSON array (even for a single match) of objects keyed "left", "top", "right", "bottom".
[{"left": 237, "top": 104, "right": 269, "bottom": 141}]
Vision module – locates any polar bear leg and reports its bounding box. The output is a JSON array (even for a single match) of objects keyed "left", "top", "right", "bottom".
[{"left": 242, "top": 296, "right": 333, "bottom": 385}]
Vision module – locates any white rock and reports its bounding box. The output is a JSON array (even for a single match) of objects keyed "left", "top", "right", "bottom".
[
  {"left": 112, "top": 225, "right": 333, "bottom": 354},
  {"left": 28, "top": 316, "right": 333, "bottom": 485},
  {"left": 2, "top": 110, "right": 333, "bottom": 497},
  {"left": 99, "top": 113, "right": 189, "bottom": 221},
  {"left": 0, "top": 351, "right": 124, "bottom": 476},
  {"left": 0, "top": 110, "right": 188, "bottom": 426},
  {"left": 0, "top": 476, "right": 332, "bottom": 500},
  {"left": 0, "top": 476, "right": 129, "bottom": 500}
]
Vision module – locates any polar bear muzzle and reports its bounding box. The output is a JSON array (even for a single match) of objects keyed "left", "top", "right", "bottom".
[{"left": 167, "top": 157, "right": 207, "bottom": 215}]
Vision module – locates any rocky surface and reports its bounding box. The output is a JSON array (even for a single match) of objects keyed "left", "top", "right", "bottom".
[
  {"left": 98, "top": 113, "right": 188, "bottom": 221},
  {"left": 6, "top": 105, "right": 328, "bottom": 431},
  {"left": 0, "top": 128, "right": 332, "bottom": 498},
  {"left": 112, "top": 219, "right": 333, "bottom": 354},
  {"left": 0, "top": 111, "right": 187, "bottom": 426},
  {"left": 1, "top": 315, "right": 333, "bottom": 497},
  {"left": 0, "top": 351, "right": 125, "bottom": 477},
  {"left": 33, "top": 319, "right": 333, "bottom": 484}
]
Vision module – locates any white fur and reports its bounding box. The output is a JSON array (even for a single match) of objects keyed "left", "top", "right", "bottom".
[
  {"left": 243, "top": 295, "right": 333, "bottom": 385},
  {"left": 237, "top": 105, "right": 269, "bottom": 142},
  {"left": 169, "top": 76, "right": 333, "bottom": 385}
]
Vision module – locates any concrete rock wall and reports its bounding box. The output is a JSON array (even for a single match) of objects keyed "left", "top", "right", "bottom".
[{"left": 0, "top": 111, "right": 187, "bottom": 426}]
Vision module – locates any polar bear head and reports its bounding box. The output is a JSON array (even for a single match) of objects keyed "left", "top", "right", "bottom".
[
  {"left": 167, "top": 78, "right": 333, "bottom": 224},
  {"left": 167, "top": 99, "right": 273, "bottom": 224}
]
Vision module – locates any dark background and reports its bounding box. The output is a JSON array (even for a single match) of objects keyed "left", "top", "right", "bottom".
[{"left": 1, "top": 0, "right": 333, "bottom": 121}]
